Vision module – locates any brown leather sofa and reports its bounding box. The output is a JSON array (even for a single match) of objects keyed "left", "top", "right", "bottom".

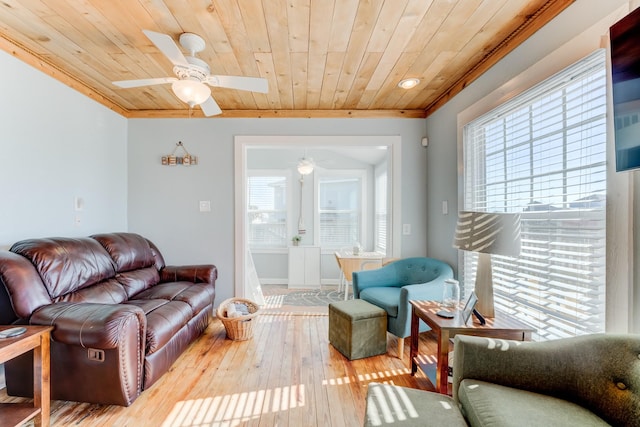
[{"left": 0, "top": 232, "right": 217, "bottom": 406}]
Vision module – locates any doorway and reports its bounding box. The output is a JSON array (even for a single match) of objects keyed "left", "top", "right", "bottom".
[{"left": 234, "top": 135, "right": 401, "bottom": 299}]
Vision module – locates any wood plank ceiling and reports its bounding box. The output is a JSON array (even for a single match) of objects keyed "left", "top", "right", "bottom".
[{"left": 0, "top": 0, "right": 574, "bottom": 119}]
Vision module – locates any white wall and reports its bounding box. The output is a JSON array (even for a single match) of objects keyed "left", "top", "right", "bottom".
[
  {"left": 0, "top": 50, "right": 128, "bottom": 247},
  {"left": 127, "top": 118, "right": 427, "bottom": 305},
  {"left": 425, "top": 0, "right": 637, "bottom": 332}
]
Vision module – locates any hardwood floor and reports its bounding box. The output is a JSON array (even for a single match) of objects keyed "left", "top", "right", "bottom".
[{"left": 2, "top": 312, "right": 438, "bottom": 427}]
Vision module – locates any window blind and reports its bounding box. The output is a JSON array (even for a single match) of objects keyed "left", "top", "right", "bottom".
[
  {"left": 247, "top": 175, "right": 288, "bottom": 248},
  {"left": 375, "top": 171, "right": 387, "bottom": 252},
  {"left": 461, "top": 49, "right": 606, "bottom": 340},
  {"left": 318, "top": 175, "right": 362, "bottom": 248}
]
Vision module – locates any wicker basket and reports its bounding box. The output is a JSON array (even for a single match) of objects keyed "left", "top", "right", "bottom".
[{"left": 216, "top": 297, "right": 261, "bottom": 341}]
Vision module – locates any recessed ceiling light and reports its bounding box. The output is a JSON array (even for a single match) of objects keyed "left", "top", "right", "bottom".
[{"left": 398, "top": 78, "right": 420, "bottom": 89}]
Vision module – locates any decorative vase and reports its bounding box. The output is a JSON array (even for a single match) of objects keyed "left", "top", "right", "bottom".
[{"left": 442, "top": 279, "right": 460, "bottom": 309}]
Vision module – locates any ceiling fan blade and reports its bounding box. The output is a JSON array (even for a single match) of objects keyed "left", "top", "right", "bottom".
[
  {"left": 206, "top": 75, "right": 268, "bottom": 93},
  {"left": 113, "top": 77, "right": 177, "bottom": 88},
  {"left": 200, "top": 96, "right": 222, "bottom": 116},
  {"left": 142, "top": 30, "right": 189, "bottom": 68}
]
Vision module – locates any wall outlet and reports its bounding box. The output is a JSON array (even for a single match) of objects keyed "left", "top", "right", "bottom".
[{"left": 199, "top": 200, "right": 211, "bottom": 212}]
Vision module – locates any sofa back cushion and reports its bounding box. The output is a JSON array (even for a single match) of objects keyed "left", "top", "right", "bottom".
[
  {"left": 117, "top": 268, "right": 160, "bottom": 298},
  {"left": 91, "top": 233, "right": 156, "bottom": 272},
  {"left": 11, "top": 237, "right": 116, "bottom": 300},
  {"left": 0, "top": 251, "right": 52, "bottom": 320},
  {"left": 92, "top": 233, "right": 162, "bottom": 298}
]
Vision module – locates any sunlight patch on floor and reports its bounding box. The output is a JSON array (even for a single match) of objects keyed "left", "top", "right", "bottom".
[
  {"left": 322, "top": 368, "right": 411, "bottom": 386},
  {"left": 262, "top": 294, "right": 285, "bottom": 309},
  {"left": 162, "top": 385, "right": 306, "bottom": 427}
]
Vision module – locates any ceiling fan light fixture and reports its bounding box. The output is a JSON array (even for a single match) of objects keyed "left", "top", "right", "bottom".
[
  {"left": 398, "top": 78, "right": 420, "bottom": 89},
  {"left": 297, "top": 158, "right": 314, "bottom": 175},
  {"left": 171, "top": 79, "right": 211, "bottom": 107}
]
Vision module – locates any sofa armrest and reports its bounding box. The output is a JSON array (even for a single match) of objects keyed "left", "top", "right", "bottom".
[
  {"left": 160, "top": 264, "right": 217, "bottom": 285},
  {"left": 452, "top": 334, "right": 640, "bottom": 426},
  {"left": 30, "top": 302, "right": 146, "bottom": 349}
]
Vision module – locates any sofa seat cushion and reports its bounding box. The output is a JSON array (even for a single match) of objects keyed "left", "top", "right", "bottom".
[
  {"left": 132, "top": 282, "right": 213, "bottom": 316},
  {"left": 458, "top": 379, "right": 610, "bottom": 427},
  {"left": 360, "top": 287, "right": 401, "bottom": 317},
  {"left": 125, "top": 299, "right": 192, "bottom": 354},
  {"left": 57, "top": 278, "right": 129, "bottom": 304}
]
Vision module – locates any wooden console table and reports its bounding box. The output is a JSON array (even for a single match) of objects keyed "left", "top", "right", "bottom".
[
  {"left": 409, "top": 300, "right": 534, "bottom": 394},
  {"left": 0, "top": 325, "right": 53, "bottom": 427}
]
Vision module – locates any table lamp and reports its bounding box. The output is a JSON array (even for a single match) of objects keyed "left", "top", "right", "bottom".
[{"left": 452, "top": 211, "right": 521, "bottom": 317}]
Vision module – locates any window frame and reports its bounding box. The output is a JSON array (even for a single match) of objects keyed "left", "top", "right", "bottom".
[{"left": 458, "top": 49, "right": 607, "bottom": 340}]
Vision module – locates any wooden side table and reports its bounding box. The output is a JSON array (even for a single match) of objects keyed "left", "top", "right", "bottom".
[
  {"left": 0, "top": 325, "right": 53, "bottom": 427},
  {"left": 409, "top": 300, "right": 534, "bottom": 394}
]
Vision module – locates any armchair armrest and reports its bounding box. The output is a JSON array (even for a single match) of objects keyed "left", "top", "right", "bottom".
[
  {"left": 401, "top": 279, "right": 449, "bottom": 303},
  {"left": 352, "top": 265, "right": 398, "bottom": 297},
  {"left": 394, "top": 281, "right": 448, "bottom": 333},
  {"left": 160, "top": 264, "right": 217, "bottom": 285},
  {"left": 30, "top": 302, "right": 146, "bottom": 349},
  {"left": 452, "top": 334, "right": 640, "bottom": 426}
]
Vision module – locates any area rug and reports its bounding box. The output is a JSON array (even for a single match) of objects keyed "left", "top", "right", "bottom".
[{"left": 260, "top": 286, "right": 347, "bottom": 315}]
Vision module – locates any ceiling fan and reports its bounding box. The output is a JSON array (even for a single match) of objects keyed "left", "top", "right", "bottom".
[{"left": 112, "top": 30, "right": 268, "bottom": 116}]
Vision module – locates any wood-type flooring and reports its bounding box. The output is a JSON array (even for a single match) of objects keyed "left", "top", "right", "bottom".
[{"left": 1, "top": 309, "right": 438, "bottom": 426}]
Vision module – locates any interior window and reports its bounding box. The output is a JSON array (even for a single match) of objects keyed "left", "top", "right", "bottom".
[
  {"left": 374, "top": 169, "right": 387, "bottom": 253},
  {"left": 247, "top": 173, "right": 288, "bottom": 248},
  {"left": 316, "top": 171, "right": 364, "bottom": 249}
]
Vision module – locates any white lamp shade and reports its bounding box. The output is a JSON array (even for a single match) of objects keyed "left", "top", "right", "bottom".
[
  {"left": 452, "top": 211, "right": 521, "bottom": 256},
  {"left": 452, "top": 211, "right": 521, "bottom": 318},
  {"left": 297, "top": 158, "right": 314, "bottom": 175},
  {"left": 171, "top": 80, "right": 211, "bottom": 107}
]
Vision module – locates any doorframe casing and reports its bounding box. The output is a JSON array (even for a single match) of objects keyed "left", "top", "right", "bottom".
[{"left": 234, "top": 135, "right": 402, "bottom": 298}]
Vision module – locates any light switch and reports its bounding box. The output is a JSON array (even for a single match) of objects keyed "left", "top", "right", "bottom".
[
  {"left": 402, "top": 224, "right": 411, "bottom": 235},
  {"left": 74, "top": 196, "right": 84, "bottom": 211},
  {"left": 199, "top": 200, "right": 211, "bottom": 212},
  {"left": 442, "top": 200, "right": 448, "bottom": 215}
]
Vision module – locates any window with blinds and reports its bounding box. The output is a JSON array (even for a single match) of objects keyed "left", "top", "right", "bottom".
[
  {"left": 317, "top": 173, "right": 363, "bottom": 248},
  {"left": 247, "top": 174, "right": 288, "bottom": 248},
  {"left": 461, "top": 49, "right": 606, "bottom": 340},
  {"left": 375, "top": 171, "right": 387, "bottom": 253}
]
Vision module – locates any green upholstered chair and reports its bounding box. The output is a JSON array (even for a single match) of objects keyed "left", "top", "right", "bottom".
[
  {"left": 364, "top": 333, "right": 640, "bottom": 426},
  {"left": 452, "top": 333, "right": 640, "bottom": 427},
  {"left": 352, "top": 257, "right": 453, "bottom": 358}
]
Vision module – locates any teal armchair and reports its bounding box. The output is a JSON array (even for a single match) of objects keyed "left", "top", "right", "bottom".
[{"left": 352, "top": 257, "right": 453, "bottom": 358}]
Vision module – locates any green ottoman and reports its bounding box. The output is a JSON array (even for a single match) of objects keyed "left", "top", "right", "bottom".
[{"left": 328, "top": 299, "right": 387, "bottom": 360}]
